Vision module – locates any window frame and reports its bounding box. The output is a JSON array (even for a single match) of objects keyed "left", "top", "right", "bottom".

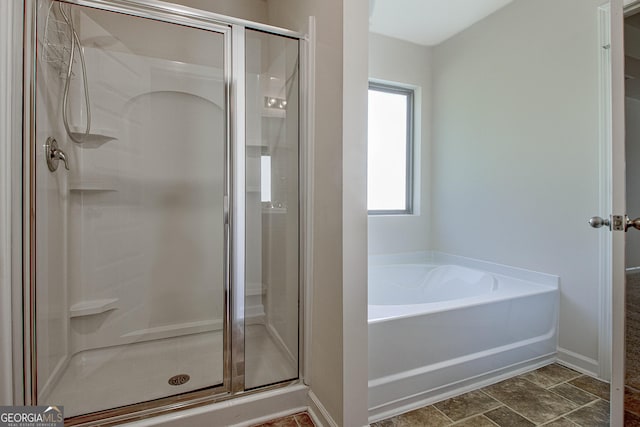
[{"left": 367, "top": 81, "right": 415, "bottom": 215}]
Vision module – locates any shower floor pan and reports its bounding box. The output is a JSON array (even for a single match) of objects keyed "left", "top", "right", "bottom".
[{"left": 44, "top": 324, "right": 295, "bottom": 418}]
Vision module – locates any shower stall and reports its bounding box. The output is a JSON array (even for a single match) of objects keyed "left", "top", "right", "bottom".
[{"left": 24, "top": 0, "right": 304, "bottom": 423}]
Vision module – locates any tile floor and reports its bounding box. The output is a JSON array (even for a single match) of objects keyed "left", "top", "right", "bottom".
[
  {"left": 257, "top": 364, "right": 640, "bottom": 426},
  {"left": 251, "top": 412, "right": 315, "bottom": 427},
  {"left": 371, "top": 364, "right": 615, "bottom": 427}
]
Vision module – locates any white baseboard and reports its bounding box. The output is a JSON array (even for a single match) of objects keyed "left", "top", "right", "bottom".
[
  {"left": 307, "top": 390, "right": 339, "bottom": 427},
  {"left": 557, "top": 347, "right": 600, "bottom": 378}
]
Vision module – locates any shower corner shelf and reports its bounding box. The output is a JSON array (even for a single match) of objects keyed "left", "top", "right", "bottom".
[
  {"left": 69, "top": 126, "right": 118, "bottom": 148},
  {"left": 69, "top": 298, "right": 118, "bottom": 318}
]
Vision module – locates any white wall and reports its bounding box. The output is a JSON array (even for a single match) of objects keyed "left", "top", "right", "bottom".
[
  {"left": 627, "top": 97, "right": 640, "bottom": 268},
  {"left": 431, "top": 0, "right": 604, "bottom": 374},
  {"left": 341, "top": 1, "right": 369, "bottom": 426},
  {"left": 368, "top": 33, "right": 431, "bottom": 255}
]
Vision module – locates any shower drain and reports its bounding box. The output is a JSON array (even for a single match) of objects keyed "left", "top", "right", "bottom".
[{"left": 168, "top": 374, "right": 190, "bottom": 386}]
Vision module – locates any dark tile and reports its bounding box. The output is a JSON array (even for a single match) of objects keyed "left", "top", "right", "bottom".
[
  {"left": 569, "top": 376, "right": 611, "bottom": 401},
  {"left": 483, "top": 377, "right": 578, "bottom": 424},
  {"left": 565, "top": 399, "right": 610, "bottom": 427},
  {"left": 383, "top": 405, "right": 451, "bottom": 427},
  {"left": 451, "top": 415, "right": 496, "bottom": 426},
  {"left": 626, "top": 410, "right": 640, "bottom": 426},
  {"left": 485, "top": 406, "right": 534, "bottom": 426},
  {"left": 550, "top": 382, "right": 599, "bottom": 405},
  {"left": 627, "top": 387, "right": 640, "bottom": 416},
  {"left": 434, "top": 389, "right": 500, "bottom": 421},
  {"left": 541, "top": 419, "right": 579, "bottom": 426},
  {"left": 521, "top": 364, "right": 581, "bottom": 388},
  {"left": 294, "top": 412, "right": 315, "bottom": 427},
  {"left": 370, "top": 420, "right": 395, "bottom": 427}
]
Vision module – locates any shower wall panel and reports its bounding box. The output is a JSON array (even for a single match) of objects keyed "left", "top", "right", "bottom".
[{"left": 62, "top": 8, "right": 226, "bottom": 354}]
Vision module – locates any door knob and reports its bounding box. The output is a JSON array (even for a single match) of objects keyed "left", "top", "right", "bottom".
[
  {"left": 627, "top": 217, "right": 640, "bottom": 231},
  {"left": 589, "top": 215, "right": 640, "bottom": 231},
  {"left": 589, "top": 216, "right": 610, "bottom": 229}
]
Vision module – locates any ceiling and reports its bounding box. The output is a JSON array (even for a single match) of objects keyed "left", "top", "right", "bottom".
[{"left": 369, "top": 0, "right": 515, "bottom": 46}]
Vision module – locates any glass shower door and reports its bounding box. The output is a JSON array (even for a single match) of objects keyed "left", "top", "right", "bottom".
[
  {"left": 33, "top": 2, "right": 228, "bottom": 417},
  {"left": 244, "top": 29, "right": 300, "bottom": 389}
]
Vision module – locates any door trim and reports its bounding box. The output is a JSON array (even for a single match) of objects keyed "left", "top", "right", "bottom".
[
  {"left": 598, "top": 3, "right": 613, "bottom": 383},
  {"left": 610, "top": 0, "right": 627, "bottom": 425}
]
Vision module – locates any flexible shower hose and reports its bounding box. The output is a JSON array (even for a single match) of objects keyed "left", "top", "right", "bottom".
[{"left": 58, "top": 2, "right": 91, "bottom": 143}]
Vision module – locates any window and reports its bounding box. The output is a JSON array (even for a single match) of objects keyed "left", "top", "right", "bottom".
[
  {"left": 368, "top": 82, "right": 414, "bottom": 214},
  {"left": 260, "top": 155, "right": 272, "bottom": 202}
]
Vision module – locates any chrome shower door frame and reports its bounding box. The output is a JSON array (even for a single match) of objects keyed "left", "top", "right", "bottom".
[{"left": 22, "top": 0, "right": 305, "bottom": 425}]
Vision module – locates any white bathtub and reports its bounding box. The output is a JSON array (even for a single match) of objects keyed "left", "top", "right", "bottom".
[{"left": 368, "top": 253, "right": 559, "bottom": 421}]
